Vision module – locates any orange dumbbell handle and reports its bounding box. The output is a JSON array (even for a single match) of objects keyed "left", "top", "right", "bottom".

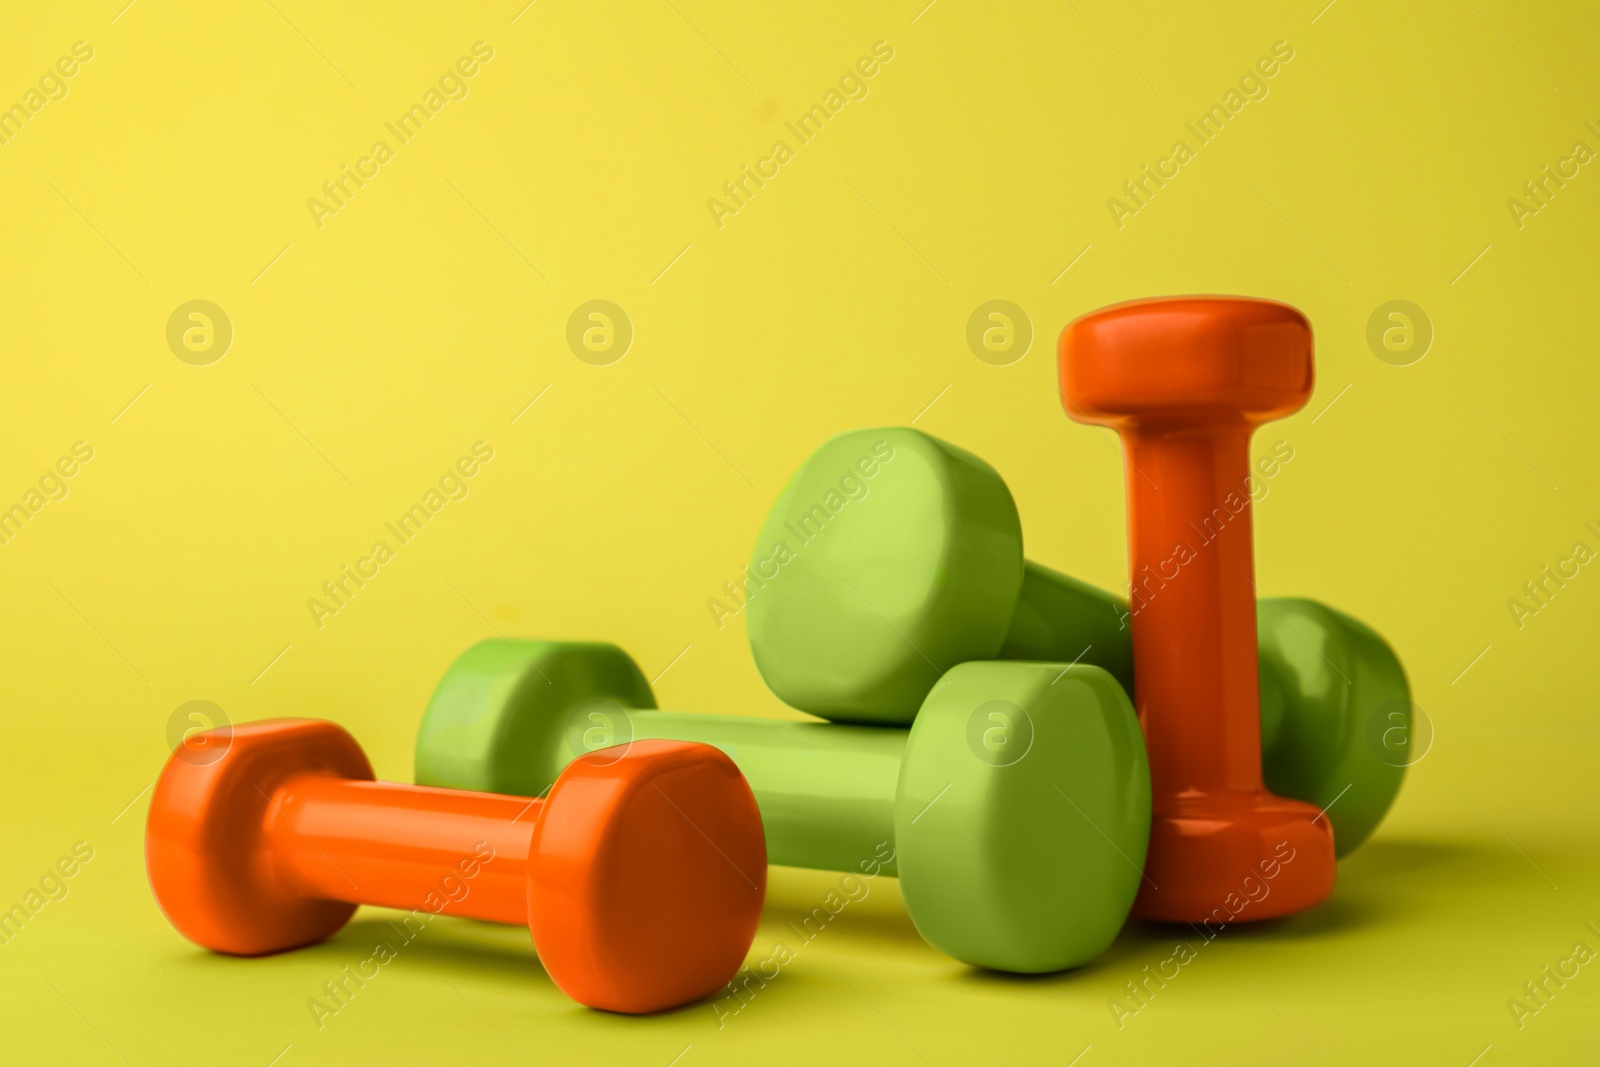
[
  {"left": 1124, "top": 425, "right": 1265, "bottom": 796},
  {"left": 261, "top": 775, "right": 539, "bottom": 926}
]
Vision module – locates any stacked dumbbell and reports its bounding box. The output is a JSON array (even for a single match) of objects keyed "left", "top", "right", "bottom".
[
  {"left": 414, "top": 296, "right": 1410, "bottom": 969},
  {"left": 741, "top": 426, "right": 1408, "bottom": 862}
]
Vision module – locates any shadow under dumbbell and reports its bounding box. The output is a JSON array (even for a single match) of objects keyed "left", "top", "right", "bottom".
[
  {"left": 944, "top": 910, "right": 1363, "bottom": 995},
  {"left": 322, "top": 915, "right": 554, "bottom": 990},
  {"left": 759, "top": 866, "right": 926, "bottom": 952},
  {"left": 1138, "top": 895, "right": 1373, "bottom": 944},
  {"left": 1341, "top": 836, "right": 1498, "bottom": 881},
  {"left": 1111, "top": 836, "right": 1516, "bottom": 952},
  {"left": 948, "top": 837, "right": 1505, "bottom": 990},
  {"left": 1332, "top": 835, "right": 1550, "bottom": 916}
]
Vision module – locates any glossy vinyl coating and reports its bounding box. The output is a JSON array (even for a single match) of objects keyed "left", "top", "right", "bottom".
[
  {"left": 414, "top": 639, "right": 656, "bottom": 798},
  {"left": 417, "top": 641, "right": 1148, "bottom": 974},
  {"left": 634, "top": 712, "right": 907, "bottom": 876},
  {"left": 147, "top": 718, "right": 765, "bottom": 1014},
  {"left": 146, "top": 718, "right": 372, "bottom": 957},
  {"left": 1061, "top": 296, "right": 1315, "bottom": 427},
  {"left": 1060, "top": 295, "right": 1335, "bottom": 922},
  {"left": 896, "top": 661, "right": 1149, "bottom": 972},
  {"left": 743, "top": 427, "right": 1023, "bottom": 725},
  {"left": 419, "top": 639, "right": 905, "bottom": 874},
  {"left": 1257, "top": 599, "right": 1409, "bottom": 856},
  {"left": 530, "top": 737, "right": 767, "bottom": 1013},
  {"left": 265, "top": 776, "right": 536, "bottom": 926},
  {"left": 1001, "top": 560, "right": 1137, "bottom": 695},
  {"left": 738, "top": 426, "right": 1408, "bottom": 854},
  {"left": 1006, "top": 571, "right": 1406, "bottom": 857}
]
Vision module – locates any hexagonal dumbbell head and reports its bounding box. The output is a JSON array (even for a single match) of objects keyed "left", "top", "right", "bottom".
[
  {"left": 1257, "top": 598, "right": 1410, "bottom": 855},
  {"left": 147, "top": 718, "right": 372, "bottom": 956},
  {"left": 744, "top": 428, "right": 1025, "bottom": 725},
  {"left": 895, "top": 660, "right": 1150, "bottom": 970},
  {"left": 417, "top": 640, "right": 1151, "bottom": 973}
]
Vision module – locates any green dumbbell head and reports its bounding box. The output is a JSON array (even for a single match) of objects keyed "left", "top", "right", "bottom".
[
  {"left": 745, "top": 428, "right": 1025, "bottom": 726},
  {"left": 415, "top": 640, "right": 657, "bottom": 796},
  {"left": 898, "top": 660, "right": 1149, "bottom": 970},
  {"left": 417, "top": 641, "right": 1150, "bottom": 974},
  {"left": 748, "top": 426, "right": 1412, "bottom": 856},
  {"left": 1257, "top": 598, "right": 1410, "bottom": 856}
]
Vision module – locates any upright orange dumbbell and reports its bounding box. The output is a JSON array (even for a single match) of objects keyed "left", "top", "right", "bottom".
[
  {"left": 145, "top": 719, "right": 766, "bottom": 1013},
  {"left": 1060, "top": 296, "right": 1336, "bottom": 923}
]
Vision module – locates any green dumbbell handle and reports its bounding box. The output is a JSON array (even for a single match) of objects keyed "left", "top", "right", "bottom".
[
  {"left": 1002, "top": 560, "right": 1298, "bottom": 720},
  {"left": 418, "top": 642, "right": 905, "bottom": 873},
  {"left": 1001, "top": 561, "right": 1136, "bottom": 693},
  {"left": 624, "top": 713, "right": 905, "bottom": 875}
]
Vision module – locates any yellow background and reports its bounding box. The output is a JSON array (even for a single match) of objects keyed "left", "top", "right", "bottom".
[{"left": 2, "top": 1, "right": 1597, "bottom": 1063}]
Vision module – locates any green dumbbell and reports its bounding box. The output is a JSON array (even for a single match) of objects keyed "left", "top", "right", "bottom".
[
  {"left": 743, "top": 426, "right": 1411, "bottom": 856},
  {"left": 416, "top": 641, "right": 1149, "bottom": 974}
]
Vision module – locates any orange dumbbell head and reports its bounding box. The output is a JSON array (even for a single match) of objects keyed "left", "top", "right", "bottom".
[
  {"left": 145, "top": 719, "right": 372, "bottom": 956},
  {"left": 531, "top": 739, "right": 766, "bottom": 1012}
]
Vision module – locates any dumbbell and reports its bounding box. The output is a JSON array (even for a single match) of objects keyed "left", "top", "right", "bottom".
[
  {"left": 145, "top": 718, "right": 765, "bottom": 1013},
  {"left": 415, "top": 642, "right": 1150, "bottom": 974},
  {"left": 1060, "top": 295, "right": 1335, "bottom": 922},
  {"left": 742, "top": 425, "right": 1407, "bottom": 857}
]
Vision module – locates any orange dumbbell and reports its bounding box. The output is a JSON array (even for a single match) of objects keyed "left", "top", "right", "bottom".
[
  {"left": 1060, "top": 296, "right": 1336, "bottom": 923},
  {"left": 145, "top": 719, "right": 766, "bottom": 1014}
]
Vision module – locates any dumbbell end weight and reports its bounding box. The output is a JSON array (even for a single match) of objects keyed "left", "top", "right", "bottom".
[
  {"left": 1258, "top": 598, "right": 1410, "bottom": 857},
  {"left": 416, "top": 639, "right": 656, "bottom": 797},
  {"left": 1137, "top": 798, "right": 1333, "bottom": 923},
  {"left": 147, "top": 719, "right": 371, "bottom": 956},
  {"left": 746, "top": 427, "right": 1025, "bottom": 725},
  {"left": 898, "top": 660, "right": 1151, "bottom": 972},
  {"left": 531, "top": 736, "right": 767, "bottom": 1012},
  {"left": 1061, "top": 295, "right": 1316, "bottom": 425}
]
